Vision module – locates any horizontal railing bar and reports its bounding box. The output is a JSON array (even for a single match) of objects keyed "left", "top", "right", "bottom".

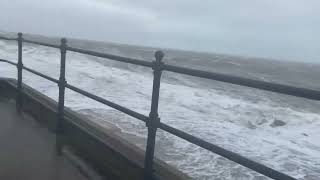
[
  {"left": 0, "top": 36, "right": 17, "bottom": 41},
  {"left": 23, "top": 39, "right": 60, "bottom": 49},
  {"left": 23, "top": 66, "right": 59, "bottom": 83},
  {"left": 0, "top": 35, "right": 312, "bottom": 179},
  {"left": 65, "top": 83, "right": 149, "bottom": 122},
  {"left": 1, "top": 58, "right": 59, "bottom": 85},
  {"left": 67, "top": 46, "right": 153, "bottom": 68},
  {"left": 0, "top": 59, "right": 18, "bottom": 66},
  {"left": 163, "top": 64, "right": 320, "bottom": 101},
  {"left": 6, "top": 61, "right": 18, "bottom": 66},
  {"left": 159, "top": 122, "right": 296, "bottom": 180},
  {"left": 2, "top": 34, "right": 320, "bottom": 102}
]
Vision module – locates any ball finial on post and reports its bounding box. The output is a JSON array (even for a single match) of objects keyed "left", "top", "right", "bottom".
[
  {"left": 17, "top": 32, "right": 23, "bottom": 38},
  {"left": 61, "top": 38, "right": 67, "bottom": 45},
  {"left": 60, "top": 38, "right": 67, "bottom": 53},
  {"left": 155, "top": 50, "right": 164, "bottom": 62}
]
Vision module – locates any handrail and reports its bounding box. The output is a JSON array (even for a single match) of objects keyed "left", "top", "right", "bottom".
[
  {"left": 65, "top": 83, "right": 149, "bottom": 122},
  {"left": 2, "top": 35, "right": 319, "bottom": 100},
  {"left": 23, "top": 66, "right": 59, "bottom": 83},
  {"left": 0, "top": 59, "right": 18, "bottom": 66},
  {"left": 23, "top": 39, "right": 60, "bottom": 49},
  {"left": 0, "top": 35, "right": 17, "bottom": 41},
  {"left": 159, "top": 123, "right": 295, "bottom": 180},
  {"left": 0, "top": 33, "right": 307, "bottom": 180},
  {"left": 163, "top": 64, "right": 320, "bottom": 100},
  {"left": 67, "top": 46, "right": 153, "bottom": 67}
]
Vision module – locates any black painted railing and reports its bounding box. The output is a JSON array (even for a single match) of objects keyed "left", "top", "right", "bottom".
[{"left": 1, "top": 33, "right": 318, "bottom": 180}]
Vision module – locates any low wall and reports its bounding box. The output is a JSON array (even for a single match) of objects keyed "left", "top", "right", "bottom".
[{"left": 0, "top": 78, "right": 191, "bottom": 180}]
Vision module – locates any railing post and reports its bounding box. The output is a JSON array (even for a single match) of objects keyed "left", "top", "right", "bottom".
[
  {"left": 16, "top": 32, "right": 23, "bottom": 113},
  {"left": 56, "top": 38, "right": 67, "bottom": 155},
  {"left": 144, "top": 51, "right": 164, "bottom": 180}
]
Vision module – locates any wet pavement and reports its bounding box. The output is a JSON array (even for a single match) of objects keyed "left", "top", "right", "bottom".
[{"left": 0, "top": 98, "right": 87, "bottom": 180}]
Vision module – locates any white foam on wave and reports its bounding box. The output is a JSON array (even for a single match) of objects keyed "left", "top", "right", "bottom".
[{"left": 0, "top": 41, "right": 319, "bottom": 179}]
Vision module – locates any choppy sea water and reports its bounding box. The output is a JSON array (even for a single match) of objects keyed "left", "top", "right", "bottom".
[{"left": 0, "top": 34, "right": 319, "bottom": 179}]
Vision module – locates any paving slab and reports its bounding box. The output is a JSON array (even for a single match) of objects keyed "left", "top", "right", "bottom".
[{"left": 0, "top": 99, "right": 88, "bottom": 180}]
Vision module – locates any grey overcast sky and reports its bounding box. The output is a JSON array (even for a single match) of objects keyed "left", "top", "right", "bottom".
[{"left": 0, "top": 0, "right": 319, "bottom": 62}]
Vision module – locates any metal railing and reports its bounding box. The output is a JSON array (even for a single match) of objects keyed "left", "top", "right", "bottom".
[{"left": 1, "top": 33, "right": 318, "bottom": 180}]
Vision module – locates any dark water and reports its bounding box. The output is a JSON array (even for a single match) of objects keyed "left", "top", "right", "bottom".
[{"left": 1, "top": 32, "right": 319, "bottom": 179}]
